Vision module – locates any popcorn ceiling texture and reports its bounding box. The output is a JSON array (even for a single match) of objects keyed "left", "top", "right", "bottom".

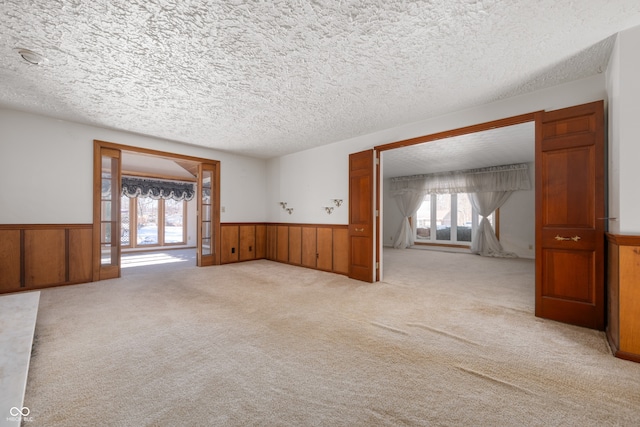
[
  {"left": 383, "top": 122, "right": 534, "bottom": 178},
  {"left": 0, "top": 1, "right": 639, "bottom": 158}
]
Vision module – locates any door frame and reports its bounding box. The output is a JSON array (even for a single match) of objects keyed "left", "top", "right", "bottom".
[
  {"left": 372, "top": 103, "right": 606, "bottom": 330},
  {"left": 92, "top": 140, "right": 221, "bottom": 281},
  {"left": 374, "top": 112, "right": 538, "bottom": 282}
]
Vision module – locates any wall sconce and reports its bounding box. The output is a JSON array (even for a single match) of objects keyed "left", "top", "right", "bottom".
[
  {"left": 332, "top": 199, "right": 343, "bottom": 208},
  {"left": 324, "top": 206, "right": 334, "bottom": 214},
  {"left": 279, "top": 202, "right": 287, "bottom": 209},
  {"left": 285, "top": 208, "right": 294, "bottom": 215}
]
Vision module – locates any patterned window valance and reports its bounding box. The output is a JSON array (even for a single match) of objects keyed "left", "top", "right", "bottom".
[{"left": 121, "top": 177, "right": 195, "bottom": 201}]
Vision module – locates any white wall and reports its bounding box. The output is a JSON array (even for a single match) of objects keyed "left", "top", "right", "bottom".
[
  {"left": 499, "top": 163, "right": 535, "bottom": 258},
  {"left": 606, "top": 25, "right": 640, "bottom": 234},
  {"left": 268, "top": 74, "right": 607, "bottom": 229},
  {"left": 0, "top": 109, "right": 268, "bottom": 224},
  {"left": 266, "top": 142, "right": 352, "bottom": 224}
]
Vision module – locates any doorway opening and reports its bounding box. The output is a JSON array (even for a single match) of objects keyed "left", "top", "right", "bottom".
[{"left": 93, "top": 140, "right": 220, "bottom": 282}]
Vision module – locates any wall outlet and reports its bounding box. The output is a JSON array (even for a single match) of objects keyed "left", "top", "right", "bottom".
[
  {"left": 221, "top": 206, "right": 226, "bottom": 213},
  {"left": 529, "top": 244, "right": 533, "bottom": 250}
]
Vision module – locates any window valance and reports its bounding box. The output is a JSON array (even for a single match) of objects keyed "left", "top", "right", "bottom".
[
  {"left": 121, "top": 177, "right": 195, "bottom": 201},
  {"left": 390, "top": 163, "right": 531, "bottom": 195}
]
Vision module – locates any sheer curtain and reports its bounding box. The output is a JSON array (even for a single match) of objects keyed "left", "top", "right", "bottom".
[
  {"left": 389, "top": 163, "right": 531, "bottom": 255},
  {"left": 392, "top": 191, "right": 425, "bottom": 249},
  {"left": 468, "top": 191, "right": 516, "bottom": 257}
]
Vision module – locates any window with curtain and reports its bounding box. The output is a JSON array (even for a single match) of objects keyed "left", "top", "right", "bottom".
[
  {"left": 120, "top": 177, "right": 191, "bottom": 248},
  {"left": 390, "top": 163, "right": 529, "bottom": 255},
  {"left": 415, "top": 193, "right": 494, "bottom": 245}
]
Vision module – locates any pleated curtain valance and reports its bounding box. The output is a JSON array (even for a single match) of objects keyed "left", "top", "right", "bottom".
[
  {"left": 121, "top": 177, "right": 195, "bottom": 201},
  {"left": 389, "top": 163, "right": 531, "bottom": 195}
]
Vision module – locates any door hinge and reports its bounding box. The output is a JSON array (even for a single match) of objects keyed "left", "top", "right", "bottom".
[
  {"left": 375, "top": 157, "right": 380, "bottom": 165},
  {"left": 376, "top": 210, "right": 379, "bottom": 217},
  {"left": 376, "top": 262, "right": 379, "bottom": 269}
]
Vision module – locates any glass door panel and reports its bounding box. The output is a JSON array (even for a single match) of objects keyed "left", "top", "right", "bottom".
[
  {"left": 164, "top": 199, "right": 186, "bottom": 244},
  {"left": 95, "top": 146, "right": 121, "bottom": 280},
  {"left": 198, "top": 162, "right": 219, "bottom": 266}
]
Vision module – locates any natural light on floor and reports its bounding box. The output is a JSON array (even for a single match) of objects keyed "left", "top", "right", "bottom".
[{"left": 121, "top": 252, "right": 190, "bottom": 268}]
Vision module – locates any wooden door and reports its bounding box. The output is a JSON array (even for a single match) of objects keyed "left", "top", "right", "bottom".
[
  {"left": 349, "top": 150, "right": 375, "bottom": 282},
  {"left": 197, "top": 162, "right": 220, "bottom": 266},
  {"left": 93, "top": 144, "right": 121, "bottom": 280},
  {"left": 536, "top": 101, "right": 605, "bottom": 330}
]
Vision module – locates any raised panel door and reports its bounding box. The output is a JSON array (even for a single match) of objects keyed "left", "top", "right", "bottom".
[{"left": 536, "top": 101, "right": 605, "bottom": 330}]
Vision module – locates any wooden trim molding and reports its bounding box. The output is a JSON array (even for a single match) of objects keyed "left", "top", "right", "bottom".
[
  {"left": 606, "top": 233, "right": 640, "bottom": 246},
  {"left": 374, "top": 113, "right": 538, "bottom": 153},
  {"left": 0, "top": 224, "right": 92, "bottom": 230}
]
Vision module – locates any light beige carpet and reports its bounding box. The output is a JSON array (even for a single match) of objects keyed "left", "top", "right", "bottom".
[{"left": 23, "top": 249, "right": 640, "bottom": 426}]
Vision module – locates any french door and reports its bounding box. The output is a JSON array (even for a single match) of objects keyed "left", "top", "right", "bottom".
[
  {"left": 93, "top": 141, "right": 221, "bottom": 280},
  {"left": 93, "top": 144, "right": 121, "bottom": 280},
  {"left": 197, "top": 162, "right": 220, "bottom": 266}
]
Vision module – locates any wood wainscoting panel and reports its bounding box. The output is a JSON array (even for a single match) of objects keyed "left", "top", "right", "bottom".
[
  {"left": 288, "top": 226, "right": 302, "bottom": 265},
  {"left": 607, "top": 239, "right": 620, "bottom": 354},
  {"left": 607, "top": 234, "right": 640, "bottom": 363},
  {"left": 68, "top": 227, "right": 93, "bottom": 284},
  {"left": 24, "top": 229, "right": 66, "bottom": 288},
  {"left": 0, "top": 230, "right": 21, "bottom": 292},
  {"left": 221, "top": 225, "right": 239, "bottom": 264},
  {"left": 276, "top": 226, "right": 289, "bottom": 263},
  {"left": 333, "top": 227, "right": 349, "bottom": 275},
  {"left": 255, "top": 225, "right": 266, "bottom": 259},
  {"left": 239, "top": 225, "right": 256, "bottom": 261},
  {"left": 317, "top": 227, "right": 333, "bottom": 272},
  {"left": 301, "top": 227, "right": 317, "bottom": 268},
  {"left": 266, "top": 225, "right": 277, "bottom": 260},
  {"left": 619, "top": 244, "right": 640, "bottom": 356}
]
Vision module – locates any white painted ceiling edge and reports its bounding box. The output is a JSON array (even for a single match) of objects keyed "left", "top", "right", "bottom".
[{"left": 1, "top": 1, "right": 639, "bottom": 159}]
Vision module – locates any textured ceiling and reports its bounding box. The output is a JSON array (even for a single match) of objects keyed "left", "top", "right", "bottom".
[
  {"left": 1, "top": 1, "right": 639, "bottom": 159},
  {"left": 382, "top": 121, "right": 534, "bottom": 178}
]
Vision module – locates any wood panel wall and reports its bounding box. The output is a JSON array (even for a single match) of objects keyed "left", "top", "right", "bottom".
[
  {"left": 0, "top": 224, "right": 93, "bottom": 294},
  {"left": 220, "top": 223, "right": 349, "bottom": 276},
  {"left": 607, "top": 234, "right": 640, "bottom": 363}
]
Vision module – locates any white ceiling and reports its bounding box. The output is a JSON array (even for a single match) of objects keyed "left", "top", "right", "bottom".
[
  {"left": 1, "top": 1, "right": 639, "bottom": 159},
  {"left": 382, "top": 121, "right": 534, "bottom": 178},
  {"left": 121, "top": 151, "right": 197, "bottom": 180}
]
